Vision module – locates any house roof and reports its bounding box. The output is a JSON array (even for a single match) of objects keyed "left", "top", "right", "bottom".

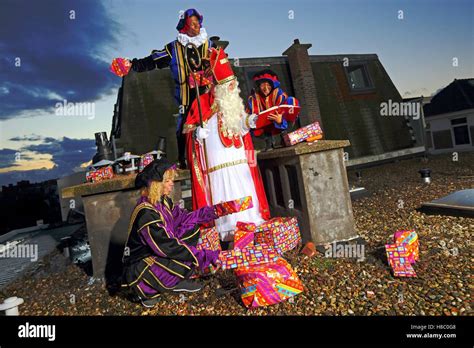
[{"left": 424, "top": 78, "right": 474, "bottom": 117}]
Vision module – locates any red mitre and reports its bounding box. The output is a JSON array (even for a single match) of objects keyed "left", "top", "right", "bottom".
[{"left": 209, "top": 47, "right": 236, "bottom": 85}]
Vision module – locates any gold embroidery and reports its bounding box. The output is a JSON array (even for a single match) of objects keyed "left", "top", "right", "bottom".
[{"left": 207, "top": 159, "right": 248, "bottom": 174}]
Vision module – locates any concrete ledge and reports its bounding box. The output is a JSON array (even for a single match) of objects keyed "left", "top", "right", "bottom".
[
  {"left": 61, "top": 170, "right": 190, "bottom": 199},
  {"left": 257, "top": 140, "right": 351, "bottom": 160},
  {"left": 346, "top": 146, "right": 425, "bottom": 168}
]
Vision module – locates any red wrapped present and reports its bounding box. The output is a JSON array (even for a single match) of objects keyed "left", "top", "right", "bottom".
[
  {"left": 110, "top": 58, "right": 132, "bottom": 77},
  {"left": 191, "top": 227, "right": 221, "bottom": 278},
  {"left": 213, "top": 196, "right": 253, "bottom": 218},
  {"left": 282, "top": 121, "right": 323, "bottom": 146},
  {"left": 394, "top": 230, "right": 419, "bottom": 263},
  {"left": 234, "top": 229, "right": 255, "bottom": 250},
  {"left": 196, "top": 227, "right": 221, "bottom": 252},
  {"left": 86, "top": 166, "right": 114, "bottom": 183},
  {"left": 218, "top": 244, "right": 278, "bottom": 270},
  {"left": 385, "top": 243, "right": 417, "bottom": 277},
  {"left": 235, "top": 257, "right": 304, "bottom": 308},
  {"left": 254, "top": 217, "right": 301, "bottom": 255}
]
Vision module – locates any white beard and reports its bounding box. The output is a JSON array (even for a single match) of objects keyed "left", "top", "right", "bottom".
[{"left": 214, "top": 80, "right": 246, "bottom": 135}]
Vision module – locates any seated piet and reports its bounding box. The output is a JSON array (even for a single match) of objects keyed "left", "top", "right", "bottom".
[{"left": 121, "top": 158, "right": 220, "bottom": 307}]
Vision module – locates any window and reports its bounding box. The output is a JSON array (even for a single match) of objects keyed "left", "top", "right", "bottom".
[
  {"left": 453, "top": 126, "right": 470, "bottom": 145},
  {"left": 450, "top": 117, "right": 471, "bottom": 145},
  {"left": 345, "top": 64, "right": 373, "bottom": 91},
  {"left": 433, "top": 130, "right": 453, "bottom": 149},
  {"left": 451, "top": 117, "right": 467, "bottom": 125}
]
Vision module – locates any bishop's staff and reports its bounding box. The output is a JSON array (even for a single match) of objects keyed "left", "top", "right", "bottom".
[{"left": 184, "top": 42, "right": 213, "bottom": 205}]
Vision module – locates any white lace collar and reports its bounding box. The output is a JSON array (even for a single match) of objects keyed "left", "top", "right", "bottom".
[{"left": 177, "top": 27, "right": 208, "bottom": 47}]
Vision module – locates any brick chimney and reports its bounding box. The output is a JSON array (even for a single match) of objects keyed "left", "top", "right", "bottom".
[{"left": 283, "top": 39, "right": 322, "bottom": 127}]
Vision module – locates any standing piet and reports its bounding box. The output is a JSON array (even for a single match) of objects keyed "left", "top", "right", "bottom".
[{"left": 116, "top": 9, "right": 217, "bottom": 168}]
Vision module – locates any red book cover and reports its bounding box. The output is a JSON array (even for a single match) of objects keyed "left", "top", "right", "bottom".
[{"left": 255, "top": 105, "right": 301, "bottom": 129}]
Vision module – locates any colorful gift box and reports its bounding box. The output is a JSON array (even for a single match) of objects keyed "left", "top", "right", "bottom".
[
  {"left": 110, "top": 58, "right": 132, "bottom": 77},
  {"left": 213, "top": 196, "right": 253, "bottom": 218},
  {"left": 254, "top": 217, "right": 301, "bottom": 255},
  {"left": 394, "top": 230, "right": 419, "bottom": 263},
  {"left": 86, "top": 166, "right": 114, "bottom": 183},
  {"left": 234, "top": 257, "right": 304, "bottom": 308},
  {"left": 218, "top": 244, "right": 279, "bottom": 270},
  {"left": 385, "top": 243, "right": 417, "bottom": 277},
  {"left": 138, "top": 153, "right": 154, "bottom": 173},
  {"left": 234, "top": 228, "right": 255, "bottom": 250},
  {"left": 282, "top": 121, "right": 323, "bottom": 146},
  {"left": 196, "top": 227, "right": 221, "bottom": 252},
  {"left": 192, "top": 227, "right": 221, "bottom": 278}
]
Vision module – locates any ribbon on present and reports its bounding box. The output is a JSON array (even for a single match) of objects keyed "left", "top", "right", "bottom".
[
  {"left": 254, "top": 217, "right": 301, "bottom": 255},
  {"left": 234, "top": 257, "right": 304, "bottom": 308},
  {"left": 218, "top": 244, "right": 278, "bottom": 270},
  {"left": 385, "top": 230, "right": 419, "bottom": 277},
  {"left": 213, "top": 196, "right": 253, "bottom": 218},
  {"left": 110, "top": 58, "right": 132, "bottom": 77}
]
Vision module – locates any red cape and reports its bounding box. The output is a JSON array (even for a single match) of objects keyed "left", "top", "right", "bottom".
[{"left": 184, "top": 93, "right": 270, "bottom": 220}]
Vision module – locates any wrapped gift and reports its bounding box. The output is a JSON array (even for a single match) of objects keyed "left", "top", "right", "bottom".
[
  {"left": 394, "top": 230, "right": 419, "bottom": 263},
  {"left": 138, "top": 153, "right": 154, "bottom": 173},
  {"left": 385, "top": 243, "right": 416, "bottom": 277},
  {"left": 196, "top": 227, "right": 221, "bottom": 252},
  {"left": 282, "top": 121, "right": 323, "bottom": 146},
  {"left": 234, "top": 229, "right": 255, "bottom": 250},
  {"left": 86, "top": 166, "right": 114, "bottom": 183},
  {"left": 218, "top": 244, "right": 278, "bottom": 270},
  {"left": 254, "top": 217, "right": 301, "bottom": 255},
  {"left": 191, "top": 227, "right": 221, "bottom": 278},
  {"left": 110, "top": 58, "right": 132, "bottom": 77},
  {"left": 214, "top": 196, "right": 253, "bottom": 218},
  {"left": 188, "top": 70, "right": 214, "bottom": 88},
  {"left": 234, "top": 257, "right": 304, "bottom": 308}
]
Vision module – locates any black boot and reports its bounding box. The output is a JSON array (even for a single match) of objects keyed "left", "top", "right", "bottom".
[{"left": 264, "top": 136, "right": 274, "bottom": 152}]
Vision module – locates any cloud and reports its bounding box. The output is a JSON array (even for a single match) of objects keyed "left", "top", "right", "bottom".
[
  {"left": 0, "top": 0, "right": 122, "bottom": 120},
  {"left": 0, "top": 148, "right": 19, "bottom": 169},
  {"left": 0, "top": 136, "right": 96, "bottom": 186},
  {"left": 9, "top": 134, "right": 43, "bottom": 142}
]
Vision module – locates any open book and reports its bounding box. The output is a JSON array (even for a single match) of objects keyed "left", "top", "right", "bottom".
[{"left": 255, "top": 104, "right": 301, "bottom": 129}]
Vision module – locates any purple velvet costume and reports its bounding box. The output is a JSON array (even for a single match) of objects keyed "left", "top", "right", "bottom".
[{"left": 122, "top": 195, "right": 219, "bottom": 299}]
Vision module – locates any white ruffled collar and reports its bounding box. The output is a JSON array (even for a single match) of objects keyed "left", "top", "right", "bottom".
[{"left": 177, "top": 27, "right": 208, "bottom": 47}]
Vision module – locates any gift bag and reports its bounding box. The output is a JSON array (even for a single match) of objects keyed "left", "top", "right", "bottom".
[
  {"left": 234, "top": 257, "right": 304, "bottom": 308},
  {"left": 254, "top": 217, "right": 301, "bottom": 255}
]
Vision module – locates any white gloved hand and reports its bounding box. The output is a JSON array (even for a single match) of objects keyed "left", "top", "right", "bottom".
[
  {"left": 195, "top": 126, "right": 210, "bottom": 144},
  {"left": 241, "top": 113, "right": 258, "bottom": 133},
  {"left": 248, "top": 113, "right": 258, "bottom": 129}
]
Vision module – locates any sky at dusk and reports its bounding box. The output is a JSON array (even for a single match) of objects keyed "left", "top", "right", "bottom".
[{"left": 0, "top": 0, "right": 473, "bottom": 186}]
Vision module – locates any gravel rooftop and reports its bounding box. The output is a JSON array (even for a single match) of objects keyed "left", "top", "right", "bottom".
[{"left": 1, "top": 153, "right": 472, "bottom": 316}]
